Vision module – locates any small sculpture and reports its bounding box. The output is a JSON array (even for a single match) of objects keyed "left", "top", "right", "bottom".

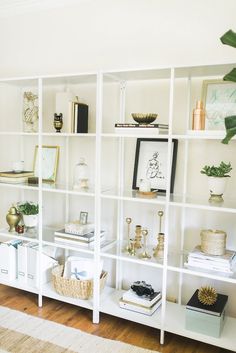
[
  {"left": 198, "top": 286, "right": 218, "bottom": 306},
  {"left": 54, "top": 113, "right": 63, "bottom": 133},
  {"left": 123, "top": 217, "right": 132, "bottom": 253},
  {"left": 139, "top": 229, "right": 151, "bottom": 259}
]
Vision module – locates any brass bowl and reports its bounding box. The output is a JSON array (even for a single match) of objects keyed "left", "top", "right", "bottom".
[{"left": 132, "top": 113, "right": 158, "bottom": 124}]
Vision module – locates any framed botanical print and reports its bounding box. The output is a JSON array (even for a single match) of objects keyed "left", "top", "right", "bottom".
[
  {"left": 132, "top": 138, "right": 178, "bottom": 193},
  {"left": 33, "top": 145, "right": 59, "bottom": 183}
]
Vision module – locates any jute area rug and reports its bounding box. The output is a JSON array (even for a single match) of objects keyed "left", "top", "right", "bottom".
[{"left": 0, "top": 306, "right": 158, "bottom": 353}]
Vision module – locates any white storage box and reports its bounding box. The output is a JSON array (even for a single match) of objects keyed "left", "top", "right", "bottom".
[
  {"left": 65, "top": 221, "right": 94, "bottom": 236},
  {"left": 17, "top": 242, "right": 38, "bottom": 283},
  {"left": 0, "top": 239, "right": 21, "bottom": 281}
]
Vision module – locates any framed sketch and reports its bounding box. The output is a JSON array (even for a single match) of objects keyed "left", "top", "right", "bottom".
[
  {"left": 132, "top": 138, "right": 178, "bottom": 193},
  {"left": 202, "top": 79, "right": 236, "bottom": 130},
  {"left": 33, "top": 145, "right": 59, "bottom": 183},
  {"left": 79, "top": 211, "right": 88, "bottom": 225}
]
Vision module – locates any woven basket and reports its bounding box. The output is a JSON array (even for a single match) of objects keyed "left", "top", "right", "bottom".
[
  {"left": 52, "top": 265, "right": 108, "bottom": 300},
  {"left": 200, "top": 229, "right": 226, "bottom": 256}
]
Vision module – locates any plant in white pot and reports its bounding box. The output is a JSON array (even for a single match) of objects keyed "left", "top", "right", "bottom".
[
  {"left": 200, "top": 162, "right": 232, "bottom": 202},
  {"left": 17, "top": 201, "right": 39, "bottom": 232}
]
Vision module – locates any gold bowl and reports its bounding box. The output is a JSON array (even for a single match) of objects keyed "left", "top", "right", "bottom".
[{"left": 131, "top": 113, "right": 158, "bottom": 124}]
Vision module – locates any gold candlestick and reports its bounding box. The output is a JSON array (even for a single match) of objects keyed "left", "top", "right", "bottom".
[
  {"left": 139, "top": 229, "right": 151, "bottom": 259},
  {"left": 153, "top": 232, "right": 165, "bottom": 259},
  {"left": 123, "top": 217, "right": 132, "bottom": 253},
  {"left": 129, "top": 238, "right": 136, "bottom": 256},
  {"left": 134, "top": 225, "right": 142, "bottom": 249},
  {"left": 153, "top": 210, "right": 164, "bottom": 251}
]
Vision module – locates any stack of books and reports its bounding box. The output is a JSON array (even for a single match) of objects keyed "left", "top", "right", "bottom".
[
  {"left": 68, "top": 101, "right": 88, "bottom": 133},
  {"left": 0, "top": 171, "right": 34, "bottom": 184},
  {"left": 185, "top": 245, "right": 236, "bottom": 273},
  {"left": 114, "top": 123, "right": 168, "bottom": 135},
  {"left": 119, "top": 289, "right": 162, "bottom": 315},
  {"left": 54, "top": 228, "right": 106, "bottom": 248}
]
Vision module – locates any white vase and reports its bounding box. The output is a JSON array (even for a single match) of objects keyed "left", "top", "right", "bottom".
[
  {"left": 23, "top": 214, "right": 38, "bottom": 228},
  {"left": 208, "top": 176, "right": 227, "bottom": 201}
]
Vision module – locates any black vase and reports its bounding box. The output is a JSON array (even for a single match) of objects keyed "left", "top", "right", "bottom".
[{"left": 54, "top": 113, "right": 63, "bottom": 133}]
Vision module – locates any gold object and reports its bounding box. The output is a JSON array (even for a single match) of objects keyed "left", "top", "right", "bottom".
[
  {"left": 137, "top": 190, "right": 158, "bottom": 198},
  {"left": 123, "top": 217, "right": 132, "bottom": 253},
  {"left": 6, "top": 206, "right": 21, "bottom": 232},
  {"left": 131, "top": 113, "right": 158, "bottom": 124},
  {"left": 129, "top": 238, "right": 136, "bottom": 256},
  {"left": 139, "top": 229, "right": 151, "bottom": 259},
  {"left": 153, "top": 233, "right": 165, "bottom": 259},
  {"left": 198, "top": 286, "right": 218, "bottom": 306},
  {"left": 153, "top": 210, "right": 164, "bottom": 251},
  {"left": 200, "top": 229, "right": 226, "bottom": 256},
  {"left": 192, "top": 100, "right": 205, "bottom": 130},
  {"left": 134, "top": 225, "right": 142, "bottom": 249}
]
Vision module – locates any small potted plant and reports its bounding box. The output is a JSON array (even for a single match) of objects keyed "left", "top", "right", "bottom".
[
  {"left": 200, "top": 161, "right": 232, "bottom": 201},
  {"left": 17, "top": 201, "right": 39, "bottom": 230}
]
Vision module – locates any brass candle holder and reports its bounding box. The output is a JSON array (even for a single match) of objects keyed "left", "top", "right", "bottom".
[
  {"left": 123, "top": 217, "right": 132, "bottom": 253},
  {"left": 129, "top": 238, "right": 136, "bottom": 256},
  {"left": 139, "top": 229, "right": 151, "bottom": 259},
  {"left": 153, "top": 210, "right": 165, "bottom": 259},
  {"left": 134, "top": 225, "right": 142, "bottom": 249}
]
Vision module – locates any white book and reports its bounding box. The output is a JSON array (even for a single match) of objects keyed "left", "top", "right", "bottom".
[
  {"left": 184, "top": 261, "right": 233, "bottom": 274},
  {"left": 0, "top": 176, "right": 28, "bottom": 184},
  {"left": 188, "top": 246, "right": 236, "bottom": 264},
  {"left": 55, "top": 229, "right": 102, "bottom": 241},
  {"left": 54, "top": 233, "right": 105, "bottom": 246},
  {"left": 119, "top": 297, "right": 162, "bottom": 316},
  {"left": 122, "top": 289, "right": 161, "bottom": 308},
  {"left": 114, "top": 127, "right": 162, "bottom": 135},
  {"left": 55, "top": 91, "right": 75, "bottom": 133},
  {"left": 187, "top": 257, "right": 232, "bottom": 270}
]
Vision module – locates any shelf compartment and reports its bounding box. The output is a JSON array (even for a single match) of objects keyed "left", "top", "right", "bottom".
[
  {"left": 0, "top": 278, "right": 39, "bottom": 295},
  {"left": 0, "top": 228, "right": 39, "bottom": 243},
  {"left": 170, "top": 194, "right": 236, "bottom": 214},
  {"left": 100, "top": 286, "right": 162, "bottom": 329},
  {"left": 164, "top": 302, "right": 236, "bottom": 351},
  {"left": 100, "top": 241, "right": 164, "bottom": 269},
  {"left": 42, "top": 281, "right": 93, "bottom": 310},
  {"left": 101, "top": 188, "right": 166, "bottom": 205}
]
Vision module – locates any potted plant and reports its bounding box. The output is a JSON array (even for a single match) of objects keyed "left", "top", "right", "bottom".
[
  {"left": 220, "top": 30, "right": 236, "bottom": 144},
  {"left": 200, "top": 162, "right": 232, "bottom": 201},
  {"left": 17, "top": 201, "right": 39, "bottom": 229}
]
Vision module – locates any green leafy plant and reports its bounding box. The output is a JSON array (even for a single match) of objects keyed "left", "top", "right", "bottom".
[
  {"left": 200, "top": 162, "right": 232, "bottom": 177},
  {"left": 17, "top": 201, "right": 39, "bottom": 215},
  {"left": 220, "top": 30, "right": 236, "bottom": 144}
]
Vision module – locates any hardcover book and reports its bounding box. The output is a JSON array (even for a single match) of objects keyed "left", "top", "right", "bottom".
[
  {"left": 74, "top": 103, "right": 88, "bottom": 133},
  {"left": 186, "top": 289, "right": 228, "bottom": 317},
  {"left": 122, "top": 289, "right": 161, "bottom": 308},
  {"left": 0, "top": 171, "right": 34, "bottom": 178},
  {"left": 54, "top": 229, "right": 105, "bottom": 242},
  {"left": 119, "top": 297, "right": 162, "bottom": 316}
]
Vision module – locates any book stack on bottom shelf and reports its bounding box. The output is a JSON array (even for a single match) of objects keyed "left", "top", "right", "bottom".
[
  {"left": 185, "top": 289, "right": 228, "bottom": 338},
  {"left": 185, "top": 246, "right": 236, "bottom": 274},
  {"left": 119, "top": 289, "right": 162, "bottom": 316}
]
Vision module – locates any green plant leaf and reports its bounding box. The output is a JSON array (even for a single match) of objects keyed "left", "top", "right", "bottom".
[
  {"left": 223, "top": 68, "right": 236, "bottom": 82},
  {"left": 220, "top": 30, "right": 236, "bottom": 48},
  {"left": 221, "top": 115, "right": 236, "bottom": 144}
]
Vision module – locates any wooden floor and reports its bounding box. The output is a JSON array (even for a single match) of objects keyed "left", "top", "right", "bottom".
[{"left": 0, "top": 285, "right": 233, "bottom": 353}]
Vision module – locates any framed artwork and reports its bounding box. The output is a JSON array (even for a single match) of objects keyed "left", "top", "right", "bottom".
[
  {"left": 79, "top": 211, "right": 88, "bottom": 225},
  {"left": 22, "top": 91, "right": 39, "bottom": 133},
  {"left": 202, "top": 79, "right": 236, "bottom": 130},
  {"left": 33, "top": 145, "right": 59, "bottom": 183},
  {"left": 132, "top": 138, "right": 178, "bottom": 193}
]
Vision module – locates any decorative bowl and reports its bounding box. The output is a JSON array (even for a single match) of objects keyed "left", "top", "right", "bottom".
[{"left": 131, "top": 113, "right": 158, "bottom": 124}]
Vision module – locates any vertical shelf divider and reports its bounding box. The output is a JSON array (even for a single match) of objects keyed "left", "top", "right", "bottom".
[
  {"left": 160, "top": 67, "right": 175, "bottom": 344},
  {"left": 38, "top": 78, "right": 43, "bottom": 307},
  {"left": 93, "top": 71, "right": 103, "bottom": 324}
]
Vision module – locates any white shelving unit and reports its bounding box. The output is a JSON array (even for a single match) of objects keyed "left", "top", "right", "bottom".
[{"left": 0, "top": 63, "right": 236, "bottom": 350}]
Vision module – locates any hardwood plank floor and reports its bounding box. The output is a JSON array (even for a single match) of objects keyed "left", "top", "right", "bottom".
[{"left": 0, "top": 285, "right": 233, "bottom": 353}]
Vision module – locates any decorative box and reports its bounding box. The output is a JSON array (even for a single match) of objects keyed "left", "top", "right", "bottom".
[
  {"left": 200, "top": 229, "right": 226, "bottom": 256},
  {"left": 65, "top": 221, "right": 94, "bottom": 236},
  {"left": 185, "top": 289, "right": 228, "bottom": 338}
]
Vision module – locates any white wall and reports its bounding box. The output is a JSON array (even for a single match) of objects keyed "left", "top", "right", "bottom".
[{"left": 0, "top": 0, "right": 236, "bottom": 77}]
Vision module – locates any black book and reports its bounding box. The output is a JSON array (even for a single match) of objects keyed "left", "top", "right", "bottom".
[
  {"left": 74, "top": 103, "right": 88, "bottom": 133},
  {"left": 186, "top": 289, "right": 228, "bottom": 317}
]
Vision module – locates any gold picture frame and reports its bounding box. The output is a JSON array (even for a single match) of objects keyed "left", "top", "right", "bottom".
[
  {"left": 33, "top": 145, "right": 59, "bottom": 183},
  {"left": 202, "top": 79, "right": 236, "bottom": 130}
]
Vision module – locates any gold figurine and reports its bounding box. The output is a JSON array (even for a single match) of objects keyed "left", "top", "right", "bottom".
[
  {"left": 134, "top": 225, "right": 142, "bottom": 249},
  {"left": 123, "top": 217, "right": 132, "bottom": 253},
  {"left": 139, "top": 229, "right": 151, "bottom": 259}
]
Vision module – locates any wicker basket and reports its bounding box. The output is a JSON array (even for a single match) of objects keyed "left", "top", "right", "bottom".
[
  {"left": 200, "top": 229, "right": 226, "bottom": 256},
  {"left": 52, "top": 265, "right": 108, "bottom": 300}
]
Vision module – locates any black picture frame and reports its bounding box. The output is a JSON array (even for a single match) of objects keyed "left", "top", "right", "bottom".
[{"left": 132, "top": 138, "right": 178, "bottom": 193}]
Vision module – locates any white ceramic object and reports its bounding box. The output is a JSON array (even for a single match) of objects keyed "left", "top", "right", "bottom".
[
  {"left": 208, "top": 176, "right": 227, "bottom": 197},
  {"left": 23, "top": 214, "right": 38, "bottom": 228}
]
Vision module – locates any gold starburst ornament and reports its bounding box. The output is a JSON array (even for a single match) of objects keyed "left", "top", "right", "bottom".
[{"left": 198, "top": 286, "right": 218, "bottom": 306}]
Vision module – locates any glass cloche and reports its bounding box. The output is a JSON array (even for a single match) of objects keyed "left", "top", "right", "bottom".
[{"left": 73, "top": 158, "right": 89, "bottom": 190}]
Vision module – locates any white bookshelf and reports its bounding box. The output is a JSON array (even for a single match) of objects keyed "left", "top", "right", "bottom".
[{"left": 0, "top": 63, "right": 236, "bottom": 350}]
